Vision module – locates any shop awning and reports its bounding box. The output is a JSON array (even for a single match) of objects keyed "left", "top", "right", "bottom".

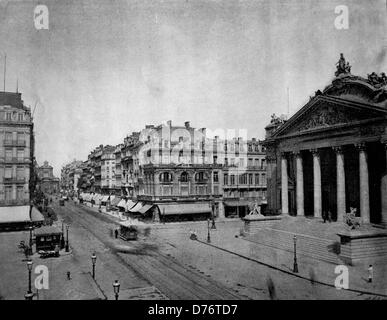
[
  {"left": 224, "top": 200, "right": 251, "bottom": 207},
  {"left": 139, "top": 204, "right": 153, "bottom": 214},
  {"left": 0, "top": 206, "right": 31, "bottom": 224},
  {"left": 125, "top": 200, "right": 137, "bottom": 211},
  {"left": 31, "top": 207, "right": 44, "bottom": 222},
  {"left": 129, "top": 202, "right": 143, "bottom": 213},
  {"left": 111, "top": 197, "right": 121, "bottom": 206},
  {"left": 117, "top": 199, "right": 127, "bottom": 208},
  {"left": 101, "top": 196, "right": 109, "bottom": 202},
  {"left": 92, "top": 194, "right": 101, "bottom": 200},
  {"left": 157, "top": 203, "right": 211, "bottom": 215}
]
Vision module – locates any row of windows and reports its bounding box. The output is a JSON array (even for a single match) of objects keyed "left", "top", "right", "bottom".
[
  {"left": 3, "top": 148, "right": 25, "bottom": 160},
  {"left": 4, "top": 186, "right": 26, "bottom": 200},
  {"left": 224, "top": 173, "right": 266, "bottom": 185},
  {"left": 1, "top": 112, "right": 25, "bottom": 122},
  {"left": 141, "top": 171, "right": 266, "bottom": 185}
]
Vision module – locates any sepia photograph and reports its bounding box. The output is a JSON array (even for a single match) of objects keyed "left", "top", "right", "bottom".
[{"left": 0, "top": 0, "right": 386, "bottom": 307}]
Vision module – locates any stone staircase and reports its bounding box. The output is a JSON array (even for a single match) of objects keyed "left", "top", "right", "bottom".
[{"left": 244, "top": 226, "right": 342, "bottom": 265}]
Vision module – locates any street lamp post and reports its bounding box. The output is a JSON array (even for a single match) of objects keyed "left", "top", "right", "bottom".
[
  {"left": 25, "top": 260, "right": 33, "bottom": 300},
  {"left": 29, "top": 226, "right": 33, "bottom": 256},
  {"left": 61, "top": 222, "right": 65, "bottom": 249},
  {"left": 65, "top": 225, "right": 69, "bottom": 252},
  {"left": 293, "top": 235, "right": 298, "bottom": 273},
  {"left": 91, "top": 253, "right": 97, "bottom": 279},
  {"left": 211, "top": 202, "right": 216, "bottom": 230},
  {"left": 113, "top": 280, "right": 120, "bottom": 300},
  {"left": 207, "top": 219, "right": 211, "bottom": 243}
]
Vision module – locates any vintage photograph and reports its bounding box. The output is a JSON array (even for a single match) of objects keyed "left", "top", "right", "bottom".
[{"left": 0, "top": 0, "right": 386, "bottom": 302}]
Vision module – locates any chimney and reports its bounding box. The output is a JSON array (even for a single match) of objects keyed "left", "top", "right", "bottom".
[
  {"left": 167, "top": 120, "right": 172, "bottom": 127},
  {"left": 184, "top": 121, "right": 190, "bottom": 129}
]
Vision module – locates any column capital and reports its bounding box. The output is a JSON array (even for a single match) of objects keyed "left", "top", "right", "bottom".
[
  {"left": 293, "top": 150, "right": 302, "bottom": 157},
  {"left": 355, "top": 142, "right": 367, "bottom": 151},
  {"left": 310, "top": 148, "right": 319, "bottom": 156},
  {"left": 332, "top": 146, "right": 344, "bottom": 154}
]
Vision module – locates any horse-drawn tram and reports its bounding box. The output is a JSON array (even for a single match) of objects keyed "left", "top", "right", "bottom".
[{"left": 118, "top": 221, "right": 138, "bottom": 241}]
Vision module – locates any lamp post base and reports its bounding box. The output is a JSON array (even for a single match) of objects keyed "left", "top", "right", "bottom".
[
  {"left": 293, "top": 260, "right": 298, "bottom": 273},
  {"left": 25, "top": 292, "right": 34, "bottom": 300}
]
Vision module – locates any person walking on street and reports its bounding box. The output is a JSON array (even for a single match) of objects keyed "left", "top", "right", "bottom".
[
  {"left": 114, "top": 228, "right": 119, "bottom": 239},
  {"left": 368, "top": 265, "right": 373, "bottom": 283}
]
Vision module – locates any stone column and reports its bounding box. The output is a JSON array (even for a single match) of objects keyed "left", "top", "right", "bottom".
[
  {"left": 381, "top": 141, "right": 387, "bottom": 226},
  {"left": 333, "top": 146, "right": 346, "bottom": 222},
  {"left": 281, "top": 153, "right": 289, "bottom": 215},
  {"left": 380, "top": 140, "right": 387, "bottom": 227},
  {"left": 311, "top": 149, "right": 322, "bottom": 218},
  {"left": 294, "top": 151, "right": 304, "bottom": 216},
  {"left": 356, "top": 143, "right": 370, "bottom": 224}
]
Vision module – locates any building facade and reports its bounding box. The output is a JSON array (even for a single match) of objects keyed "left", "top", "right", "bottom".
[
  {"left": 264, "top": 55, "right": 387, "bottom": 225},
  {"left": 36, "top": 161, "right": 59, "bottom": 194},
  {"left": 0, "top": 92, "right": 34, "bottom": 206}
]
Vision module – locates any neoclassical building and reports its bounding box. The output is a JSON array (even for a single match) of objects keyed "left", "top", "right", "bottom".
[{"left": 264, "top": 55, "right": 387, "bottom": 225}]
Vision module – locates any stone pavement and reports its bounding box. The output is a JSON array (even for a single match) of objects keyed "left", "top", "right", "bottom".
[
  {"left": 67, "top": 201, "right": 387, "bottom": 299},
  {"left": 0, "top": 230, "right": 104, "bottom": 300}
]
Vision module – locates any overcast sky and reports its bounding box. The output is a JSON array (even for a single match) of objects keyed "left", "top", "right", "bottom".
[{"left": 0, "top": 0, "right": 386, "bottom": 176}]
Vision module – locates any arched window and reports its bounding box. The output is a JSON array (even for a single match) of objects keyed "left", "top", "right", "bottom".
[
  {"left": 159, "top": 172, "right": 173, "bottom": 183},
  {"left": 180, "top": 172, "right": 189, "bottom": 183},
  {"left": 195, "top": 171, "right": 205, "bottom": 182}
]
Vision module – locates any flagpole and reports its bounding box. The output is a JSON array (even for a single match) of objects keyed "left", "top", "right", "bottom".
[{"left": 3, "top": 53, "right": 6, "bottom": 92}]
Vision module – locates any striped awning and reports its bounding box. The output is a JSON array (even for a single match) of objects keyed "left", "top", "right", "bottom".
[
  {"left": 111, "top": 197, "right": 121, "bottom": 206},
  {"left": 125, "top": 200, "right": 136, "bottom": 211},
  {"left": 129, "top": 202, "right": 143, "bottom": 213},
  {"left": 101, "top": 196, "right": 109, "bottom": 202},
  {"left": 117, "top": 199, "right": 127, "bottom": 208},
  {"left": 157, "top": 203, "right": 211, "bottom": 215},
  {"left": 139, "top": 204, "right": 153, "bottom": 214}
]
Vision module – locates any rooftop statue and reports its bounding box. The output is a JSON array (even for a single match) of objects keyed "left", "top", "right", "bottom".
[
  {"left": 335, "top": 53, "right": 351, "bottom": 77},
  {"left": 270, "top": 113, "right": 286, "bottom": 125},
  {"left": 367, "top": 72, "right": 387, "bottom": 87}
]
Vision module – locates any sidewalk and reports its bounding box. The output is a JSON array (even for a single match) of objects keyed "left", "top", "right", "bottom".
[{"left": 191, "top": 224, "right": 387, "bottom": 297}]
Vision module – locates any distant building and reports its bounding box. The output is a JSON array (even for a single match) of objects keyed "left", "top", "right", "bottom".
[
  {"left": 60, "top": 159, "right": 83, "bottom": 194},
  {"left": 101, "top": 145, "right": 116, "bottom": 193},
  {"left": 76, "top": 121, "right": 267, "bottom": 221},
  {"left": 36, "top": 161, "right": 60, "bottom": 194},
  {"left": 220, "top": 137, "right": 267, "bottom": 218}
]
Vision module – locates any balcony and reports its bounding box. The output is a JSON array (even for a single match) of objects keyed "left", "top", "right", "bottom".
[
  {"left": 3, "top": 140, "right": 26, "bottom": 147},
  {"left": 0, "top": 199, "right": 30, "bottom": 206},
  {"left": 0, "top": 157, "right": 31, "bottom": 164},
  {"left": 3, "top": 177, "right": 27, "bottom": 184}
]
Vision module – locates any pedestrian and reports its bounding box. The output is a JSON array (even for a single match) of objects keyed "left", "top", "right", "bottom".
[
  {"left": 322, "top": 211, "right": 327, "bottom": 223},
  {"left": 114, "top": 228, "right": 119, "bottom": 239},
  {"left": 368, "top": 265, "right": 373, "bottom": 283},
  {"left": 67, "top": 271, "right": 71, "bottom": 280},
  {"left": 327, "top": 210, "right": 332, "bottom": 223}
]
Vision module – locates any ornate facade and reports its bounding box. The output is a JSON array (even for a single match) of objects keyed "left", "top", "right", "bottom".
[{"left": 264, "top": 55, "right": 387, "bottom": 226}]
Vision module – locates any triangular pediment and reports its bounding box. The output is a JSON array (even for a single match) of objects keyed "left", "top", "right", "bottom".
[{"left": 273, "top": 96, "right": 386, "bottom": 137}]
